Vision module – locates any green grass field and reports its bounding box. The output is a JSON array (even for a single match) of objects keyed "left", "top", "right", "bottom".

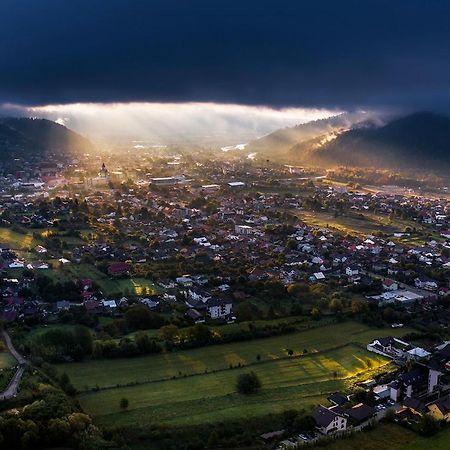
[
  {"left": 60, "top": 321, "right": 413, "bottom": 426},
  {"left": 297, "top": 210, "right": 424, "bottom": 237},
  {"left": 0, "top": 228, "right": 38, "bottom": 250},
  {"left": 45, "top": 262, "right": 159, "bottom": 296},
  {"left": 317, "top": 423, "right": 450, "bottom": 450},
  {"left": 78, "top": 344, "right": 387, "bottom": 426},
  {"left": 58, "top": 321, "right": 411, "bottom": 390},
  {"left": 293, "top": 209, "right": 443, "bottom": 246},
  {"left": 0, "top": 350, "right": 15, "bottom": 369}
]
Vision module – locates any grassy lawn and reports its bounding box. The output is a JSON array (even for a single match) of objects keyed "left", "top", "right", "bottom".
[
  {"left": 317, "top": 422, "right": 450, "bottom": 450},
  {"left": 57, "top": 321, "right": 411, "bottom": 390},
  {"left": 57, "top": 321, "right": 414, "bottom": 426}
]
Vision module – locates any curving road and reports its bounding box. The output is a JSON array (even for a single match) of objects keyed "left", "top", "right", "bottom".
[{"left": 0, "top": 330, "right": 26, "bottom": 400}]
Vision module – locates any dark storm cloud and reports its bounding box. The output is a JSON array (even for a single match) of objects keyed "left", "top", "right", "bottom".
[{"left": 1, "top": 0, "right": 450, "bottom": 108}]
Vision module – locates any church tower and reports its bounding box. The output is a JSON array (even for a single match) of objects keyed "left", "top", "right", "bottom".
[{"left": 99, "top": 162, "right": 109, "bottom": 178}]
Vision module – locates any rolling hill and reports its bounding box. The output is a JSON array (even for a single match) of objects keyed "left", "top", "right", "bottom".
[
  {"left": 245, "top": 111, "right": 379, "bottom": 159},
  {"left": 0, "top": 117, "right": 93, "bottom": 158},
  {"left": 305, "top": 112, "right": 450, "bottom": 170},
  {"left": 252, "top": 111, "right": 450, "bottom": 171}
]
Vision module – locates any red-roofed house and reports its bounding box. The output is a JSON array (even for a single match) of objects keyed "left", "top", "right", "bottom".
[{"left": 108, "top": 262, "right": 130, "bottom": 277}]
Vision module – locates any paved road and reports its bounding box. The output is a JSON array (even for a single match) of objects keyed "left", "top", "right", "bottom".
[
  {"left": 0, "top": 366, "right": 25, "bottom": 400},
  {"left": 2, "top": 331, "right": 25, "bottom": 364},
  {"left": 0, "top": 330, "right": 26, "bottom": 400}
]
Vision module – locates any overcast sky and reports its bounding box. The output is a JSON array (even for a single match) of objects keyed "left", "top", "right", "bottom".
[{"left": 1, "top": 0, "right": 449, "bottom": 110}]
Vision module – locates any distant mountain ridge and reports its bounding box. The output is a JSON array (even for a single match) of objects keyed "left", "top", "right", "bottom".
[
  {"left": 248, "top": 111, "right": 450, "bottom": 171},
  {"left": 246, "top": 111, "right": 382, "bottom": 158},
  {"left": 306, "top": 112, "right": 450, "bottom": 169},
  {"left": 0, "top": 117, "right": 93, "bottom": 158}
]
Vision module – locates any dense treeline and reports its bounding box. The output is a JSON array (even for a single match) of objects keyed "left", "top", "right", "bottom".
[
  {"left": 171, "top": 322, "right": 298, "bottom": 351},
  {"left": 0, "top": 386, "right": 107, "bottom": 449},
  {"left": 28, "top": 326, "right": 93, "bottom": 362},
  {"left": 36, "top": 276, "right": 83, "bottom": 303},
  {"left": 92, "top": 332, "right": 162, "bottom": 359}
]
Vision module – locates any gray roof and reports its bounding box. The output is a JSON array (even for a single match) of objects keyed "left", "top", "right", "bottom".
[
  {"left": 313, "top": 405, "right": 343, "bottom": 427},
  {"left": 403, "top": 396, "right": 426, "bottom": 412},
  {"left": 328, "top": 392, "right": 348, "bottom": 406},
  {"left": 347, "top": 403, "right": 375, "bottom": 422}
]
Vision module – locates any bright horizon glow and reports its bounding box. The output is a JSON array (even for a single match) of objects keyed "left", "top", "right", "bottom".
[{"left": 1, "top": 102, "right": 341, "bottom": 145}]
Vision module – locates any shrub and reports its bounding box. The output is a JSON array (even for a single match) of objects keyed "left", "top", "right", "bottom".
[
  {"left": 236, "top": 372, "right": 262, "bottom": 395},
  {"left": 120, "top": 398, "right": 129, "bottom": 410}
]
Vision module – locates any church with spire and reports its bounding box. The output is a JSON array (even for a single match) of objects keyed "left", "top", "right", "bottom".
[
  {"left": 99, "top": 162, "right": 109, "bottom": 179},
  {"left": 86, "top": 162, "right": 111, "bottom": 187}
]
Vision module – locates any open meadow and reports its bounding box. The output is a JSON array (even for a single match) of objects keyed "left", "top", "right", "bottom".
[
  {"left": 56, "top": 321, "right": 414, "bottom": 426},
  {"left": 58, "top": 321, "right": 411, "bottom": 389},
  {"left": 294, "top": 209, "right": 444, "bottom": 245},
  {"left": 78, "top": 344, "right": 386, "bottom": 426},
  {"left": 298, "top": 210, "right": 424, "bottom": 237}
]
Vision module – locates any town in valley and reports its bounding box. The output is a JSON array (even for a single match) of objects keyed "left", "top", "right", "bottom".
[
  {"left": 0, "top": 141, "right": 450, "bottom": 449},
  {"left": 2, "top": 1, "right": 450, "bottom": 449}
]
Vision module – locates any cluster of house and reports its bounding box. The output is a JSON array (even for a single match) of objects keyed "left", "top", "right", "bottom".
[
  {"left": 0, "top": 157, "right": 450, "bottom": 328},
  {"left": 368, "top": 336, "right": 450, "bottom": 423},
  {"left": 306, "top": 337, "right": 450, "bottom": 441},
  {"left": 311, "top": 183, "right": 450, "bottom": 234},
  {"left": 0, "top": 259, "right": 235, "bottom": 323}
]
